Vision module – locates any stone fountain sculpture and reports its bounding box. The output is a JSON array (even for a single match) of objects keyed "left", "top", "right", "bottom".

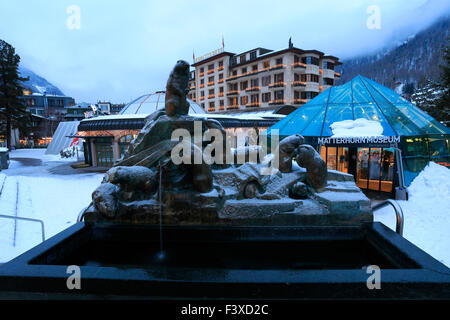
[{"left": 82, "top": 60, "right": 372, "bottom": 226}]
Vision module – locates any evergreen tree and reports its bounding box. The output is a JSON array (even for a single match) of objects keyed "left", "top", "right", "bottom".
[{"left": 0, "top": 39, "right": 30, "bottom": 149}]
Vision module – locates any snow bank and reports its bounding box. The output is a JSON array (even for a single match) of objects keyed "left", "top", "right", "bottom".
[
  {"left": 375, "top": 162, "right": 450, "bottom": 267},
  {"left": 330, "top": 118, "right": 383, "bottom": 137}
]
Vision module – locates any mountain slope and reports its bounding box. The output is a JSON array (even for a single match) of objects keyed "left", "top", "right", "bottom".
[
  {"left": 19, "top": 66, "right": 65, "bottom": 96},
  {"left": 336, "top": 17, "right": 449, "bottom": 90}
]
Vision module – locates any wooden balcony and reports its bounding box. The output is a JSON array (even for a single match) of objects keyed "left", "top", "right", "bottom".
[
  {"left": 218, "top": 92, "right": 225, "bottom": 97},
  {"left": 291, "top": 62, "right": 307, "bottom": 69},
  {"left": 199, "top": 84, "right": 205, "bottom": 88},
  {"left": 199, "top": 72, "right": 205, "bottom": 77},
  {"left": 268, "top": 82, "right": 286, "bottom": 89},
  {"left": 208, "top": 81, "right": 215, "bottom": 86},
  {"left": 226, "top": 64, "right": 286, "bottom": 82},
  {"left": 268, "top": 99, "right": 286, "bottom": 105},
  {"left": 200, "top": 96, "right": 205, "bottom": 101},
  {"left": 208, "top": 94, "right": 215, "bottom": 99},
  {"left": 207, "top": 69, "right": 215, "bottom": 74},
  {"left": 246, "top": 102, "right": 261, "bottom": 108},
  {"left": 217, "top": 66, "right": 224, "bottom": 71},
  {"left": 227, "top": 105, "right": 240, "bottom": 110},
  {"left": 218, "top": 79, "right": 224, "bottom": 84},
  {"left": 207, "top": 107, "right": 216, "bottom": 112},
  {"left": 334, "top": 72, "right": 341, "bottom": 78},
  {"left": 226, "top": 90, "right": 239, "bottom": 96},
  {"left": 218, "top": 105, "right": 225, "bottom": 111},
  {"left": 291, "top": 81, "right": 306, "bottom": 87},
  {"left": 292, "top": 99, "right": 307, "bottom": 105},
  {"left": 245, "top": 86, "right": 261, "bottom": 92}
]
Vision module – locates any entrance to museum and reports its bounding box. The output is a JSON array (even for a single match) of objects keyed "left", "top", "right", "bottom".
[{"left": 320, "top": 146, "right": 395, "bottom": 193}]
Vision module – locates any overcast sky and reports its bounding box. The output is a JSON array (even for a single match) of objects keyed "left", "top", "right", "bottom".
[{"left": 0, "top": 0, "right": 449, "bottom": 103}]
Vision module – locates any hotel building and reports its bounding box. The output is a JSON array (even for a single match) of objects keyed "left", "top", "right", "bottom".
[{"left": 188, "top": 46, "right": 341, "bottom": 114}]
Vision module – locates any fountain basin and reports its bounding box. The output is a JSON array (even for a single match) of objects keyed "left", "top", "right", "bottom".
[{"left": 0, "top": 222, "right": 449, "bottom": 299}]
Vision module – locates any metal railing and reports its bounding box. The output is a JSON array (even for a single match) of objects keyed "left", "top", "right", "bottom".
[
  {"left": 0, "top": 214, "right": 46, "bottom": 243},
  {"left": 372, "top": 199, "right": 404, "bottom": 236}
]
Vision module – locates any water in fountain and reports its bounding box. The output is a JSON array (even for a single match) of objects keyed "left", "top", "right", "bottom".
[{"left": 156, "top": 160, "right": 165, "bottom": 261}]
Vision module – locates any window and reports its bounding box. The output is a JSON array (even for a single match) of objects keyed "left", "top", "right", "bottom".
[
  {"left": 274, "top": 73, "right": 284, "bottom": 83},
  {"left": 262, "top": 92, "right": 271, "bottom": 102},
  {"left": 240, "top": 55, "right": 246, "bottom": 63},
  {"left": 200, "top": 79, "right": 204, "bottom": 84},
  {"left": 200, "top": 67, "right": 204, "bottom": 72},
  {"left": 262, "top": 76, "right": 271, "bottom": 86},
  {"left": 251, "top": 94, "right": 259, "bottom": 103},
  {"left": 324, "top": 78, "right": 334, "bottom": 85},
  {"left": 250, "top": 78, "right": 259, "bottom": 87},
  {"left": 301, "top": 92, "right": 318, "bottom": 99},
  {"left": 232, "top": 70, "right": 237, "bottom": 76},
  {"left": 231, "top": 57, "right": 237, "bottom": 66},
  {"left": 250, "top": 51, "right": 257, "bottom": 60},
  {"left": 219, "top": 73, "right": 224, "bottom": 80},
  {"left": 241, "top": 67, "right": 247, "bottom": 74},
  {"left": 119, "top": 135, "right": 136, "bottom": 158},
  {"left": 263, "top": 61, "right": 270, "bottom": 68},
  {"left": 294, "top": 73, "right": 300, "bottom": 81},
  {"left": 240, "top": 81, "right": 248, "bottom": 90},
  {"left": 276, "top": 58, "right": 283, "bottom": 65},
  {"left": 209, "top": 89, "right": 214, "bottom": 95},
  {"left": 208, "top": 64, "right": 214, "bottom": 70},
  {"left": 294, "top": 55, "right": 300, "bottom": 63},
  {"left": 219, "top": 100, "right": 224, "bottom": 106},
  {"left": 275, "top": 90, "right": 284, "bottom": 100},
  {"left": 302, "top": 56, "right": 319, "bottom": 66},
  {"left": 323, "top": 61, "right": 334, "bottom": 70},
  {"left": 201, "top": 91, "right": 205, "bottom": 97},
  {"left": 201, "top": 103, "right": 205, "bottom": 108},
  {"left": 218, "top": 61, "right": 223, "bottom": 67},
  {"left": 252, "top": 64, "right": 258, "bottom": 71},
  {"left": 240, "top": 96, "right": 248, "bottom": 105},
  {"left": 209, "top": 101, "right": 215, "bottom": 108},
  {"left": 294, "top": 91, "right": 300, "bottom": 99},
  {"left": 219, "top": 87, "right": 224, "bottom": 93},
  {"left": 208, "top": 76, "right": 214, "bottom": 82}
]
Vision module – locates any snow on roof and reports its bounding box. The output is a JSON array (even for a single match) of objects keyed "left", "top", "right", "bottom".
[
  {"left": 330, "top": 118, "right": 383, "bottom": 137},
  {"left": 81, "top": 114, "right": 149, "bottom": 122}
]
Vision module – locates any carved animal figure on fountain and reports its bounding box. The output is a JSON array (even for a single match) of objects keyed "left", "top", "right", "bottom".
[{"left": 82, "top": 60, "right": 373, "bottom": 226}]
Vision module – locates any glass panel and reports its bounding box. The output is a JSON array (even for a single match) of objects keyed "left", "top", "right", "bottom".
[
  {"left": 353, "top": 103, "right": 396, "bottom": 136},
  {"left": 356, "top": 148, "right": 369, "bottom": 189},
  {"left": 321, "top": 103, "right": 355, "bottom": 136},
  {"left": 380, "top": 148, "right": 394, "bottom": 193},
  {"left": 328, "top": 81, "right": 352, "bottom": 103},
  {"left": 352, "top": 77, "right": 373, "bottom": 104},
  {"left": 96, "top": 143, "right": 113, "bottom": 168},
  {"left": 337, "top": 147, "right": 348, "bottom": 173},
  {"left": 363, "top": 82, "right": 423, "bottom": 136},
  {"left": 368, "top": 148, "right": 382, "bottom": 191},
  {"left": 428, "top": 136, "right": 450, "bottom": 167},
  {"left": 326, "top": 147, "right": 337, "bottom": 170},
  {"left": 396, "top": 104, "right": 450, "bottom": 135}
]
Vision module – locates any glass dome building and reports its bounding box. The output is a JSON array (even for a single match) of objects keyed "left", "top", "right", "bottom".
[
  {"left": 266, "top": 75, "right": 450, "bottom": 194},
  {"left": 119, "top": 91, "right": 205, "bottom": 115}
]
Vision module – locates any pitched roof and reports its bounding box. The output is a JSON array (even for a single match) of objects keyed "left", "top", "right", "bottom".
[{"left": 267, "top": 75, "right": 450, "bottom": 137}]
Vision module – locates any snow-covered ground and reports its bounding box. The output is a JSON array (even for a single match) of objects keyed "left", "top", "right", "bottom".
[
  {"left": 374, "top": 162, "right": 450, "bottom": 267},
  {"left": 0, "top": 149, "right": 103, "bottom": 263},
  {"left": 0, "top": 149, "right": 449, "bottom": 269}
]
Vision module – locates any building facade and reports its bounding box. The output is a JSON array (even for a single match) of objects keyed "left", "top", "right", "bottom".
[
  {"left": 189, "top": 46, "right": 341, "bottom": 114},
  {"left": 20, "top": 90, "right": 75, "bottom": 119}
]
